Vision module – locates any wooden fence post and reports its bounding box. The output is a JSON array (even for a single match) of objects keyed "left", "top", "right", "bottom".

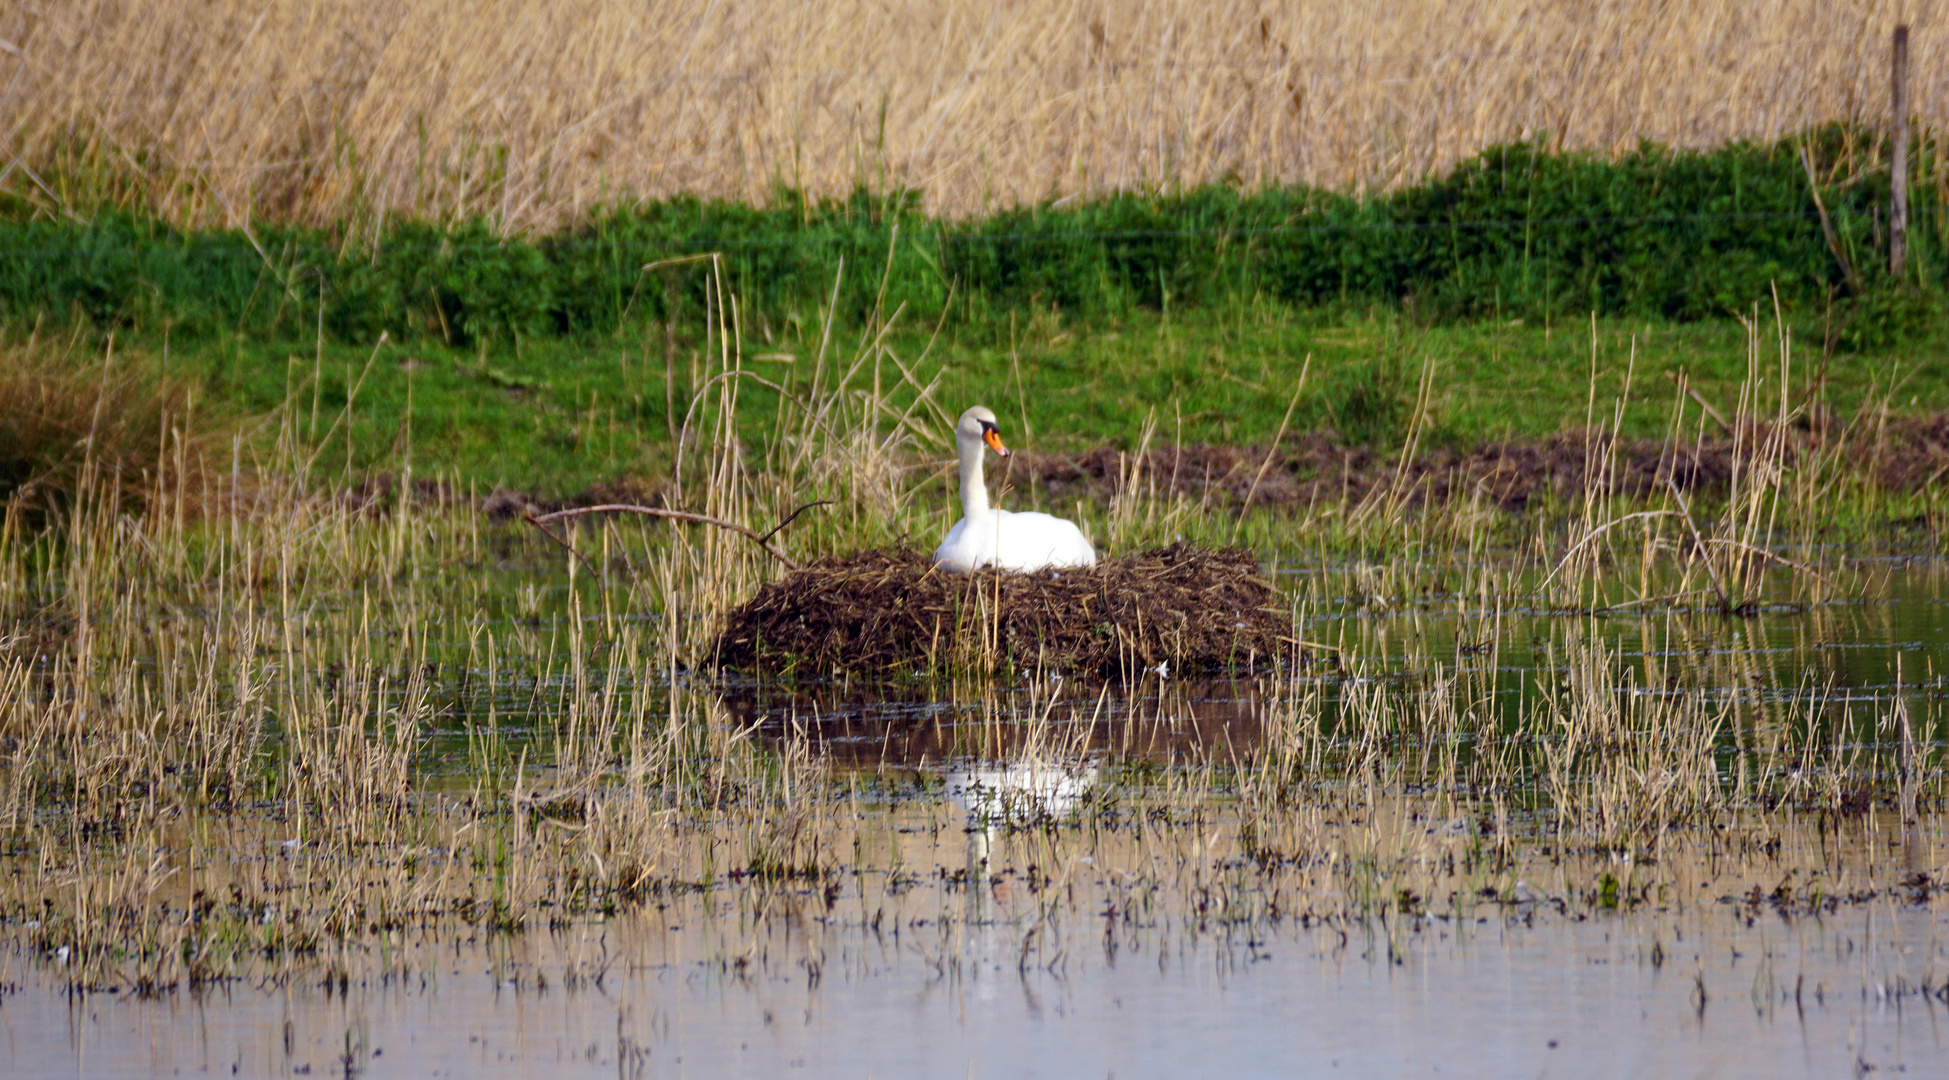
[{"left": 1891, "top": 24, "right": 1910, "bottom": 277}]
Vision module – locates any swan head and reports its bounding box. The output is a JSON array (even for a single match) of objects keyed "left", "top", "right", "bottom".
[{"left": 957, "top": 405, "right": 1011, "bottom": 458}]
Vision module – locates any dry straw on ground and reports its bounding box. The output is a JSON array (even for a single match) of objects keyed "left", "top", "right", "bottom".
[
  {"left": 713, "top": 543, "right": 1302, "bottom": 678},
  {"left": 1, "top": 2, "right": 1935, "bottom": 230}
]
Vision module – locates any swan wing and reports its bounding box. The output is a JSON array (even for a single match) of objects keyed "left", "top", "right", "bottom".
[
  {"left": 933, "top": 515, "right": 991, "bottom": 571},
  {"left": 986, "top": 509, "right": 1096, "bottom": 571}
]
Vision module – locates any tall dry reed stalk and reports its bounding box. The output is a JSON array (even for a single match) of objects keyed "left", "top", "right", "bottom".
[
  {"left": 1526, "top": 302, "right": 1865, "bottom": 615},
  {"left": 0, "top": 1, "right": 1932, "bottom": 230}
]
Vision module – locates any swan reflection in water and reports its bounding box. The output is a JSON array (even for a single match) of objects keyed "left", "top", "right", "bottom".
[{"left": 943, "top": 758, "right": 1100, "bottom": 825}]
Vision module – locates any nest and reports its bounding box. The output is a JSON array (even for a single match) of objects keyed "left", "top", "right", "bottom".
[{"left": 713, "top": 543, "right": 1302, "bottom": 678}]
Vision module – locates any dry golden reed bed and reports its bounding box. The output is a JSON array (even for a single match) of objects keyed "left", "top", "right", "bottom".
[{"left": 1, "top": 1, "right": 1933, "bottom": 230}]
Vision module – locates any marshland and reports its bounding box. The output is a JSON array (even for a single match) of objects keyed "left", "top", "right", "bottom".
[{"left": 5, "top": 2, "right": 1949, "bottom": 1076}]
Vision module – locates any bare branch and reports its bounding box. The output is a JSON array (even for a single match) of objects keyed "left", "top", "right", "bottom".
[
  {"left": 1698, "top": 538, "right": 1840, "bottom": 592},
  {"left": 757, "top": 500, "right": 834, "bottom": 545},
  {"left": 530, "top": 503, "right": 806, "bottom": 570},
  {"left": 523, "top": 512, "right": 601, "bottom": 577},
  {"left": 1537, "top": 510, "right": 1682, "bottom": 593}
]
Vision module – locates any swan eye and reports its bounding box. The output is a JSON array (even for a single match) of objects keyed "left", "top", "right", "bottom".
[{"left": 981, "top": 426, "right": 1010, "bottom": 456}]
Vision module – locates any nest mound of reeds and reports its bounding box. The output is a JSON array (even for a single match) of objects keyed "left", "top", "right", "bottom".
[{"left": 713, "top": 543, "right": 1303, "bottom": 678}]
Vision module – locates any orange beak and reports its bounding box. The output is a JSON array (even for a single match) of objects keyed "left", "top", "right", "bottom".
[{"left": 982, "top": 426, "right": 1011, "bottom": 457}]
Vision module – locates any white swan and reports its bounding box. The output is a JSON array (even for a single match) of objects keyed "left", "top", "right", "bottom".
[{"left": 933, "top": 406, "right": 1097, "bottom": 572}]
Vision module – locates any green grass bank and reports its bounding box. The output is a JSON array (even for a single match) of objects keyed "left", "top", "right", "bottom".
[
  {"left": 3, "top": 124, "right": 1947, "bottom": 499},
  {"left": 4, "top": 124, "right": 1945, "bottom": 347}
]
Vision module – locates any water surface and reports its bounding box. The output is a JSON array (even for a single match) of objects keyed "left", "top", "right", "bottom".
[{"left": 8, "top": 557, "right": 1949, "bottom": 1077}]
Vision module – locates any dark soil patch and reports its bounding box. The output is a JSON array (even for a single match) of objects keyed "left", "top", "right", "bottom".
[
  {"left": 479, "top": 475, "right": 664, "bottom": 520},
  {"left": 365, "top": 412, "right": 1947, "bottom": 522},
  {"left": 1869, "top": 412, "right": 1949, "bottom": 490},
  {"left": 713, "top": 543, "right": 1309, "bottom": 679},
  {"left": 1021, "top": 414, "right": 1949, "bottom": 511},
  {"left": 1027, "top": 432, "right": 1726, "bottom": 511}
]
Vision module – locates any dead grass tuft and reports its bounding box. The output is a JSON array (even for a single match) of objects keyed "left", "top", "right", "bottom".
[{"left": 0, "top": 339, "right": 213, "bottom": 517}]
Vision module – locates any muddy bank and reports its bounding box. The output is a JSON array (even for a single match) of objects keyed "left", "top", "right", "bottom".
[
  {"left": 1020, "top": 412, "right": 1949, "bottom": 511},
  {"left": 443, "top": 411, "right": 1949, "bottom": 521}
]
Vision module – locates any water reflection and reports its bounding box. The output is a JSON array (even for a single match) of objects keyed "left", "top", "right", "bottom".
[
  {"left": 718, "top": 560, "right": 1949, "bottom": 775},
  {"left": 724, "top": 678, "right": 1272, "bottom": 766},
  {"left": 943, "top": 759, "right": 1100, "bottom": 822},
  {"left": 10, "top": 858, "right": 1946, "bottom": 1079}
]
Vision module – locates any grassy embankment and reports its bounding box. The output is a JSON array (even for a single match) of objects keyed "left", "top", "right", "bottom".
[{"left": 5, "top": 128, "right": 1947, "bottom": 513}]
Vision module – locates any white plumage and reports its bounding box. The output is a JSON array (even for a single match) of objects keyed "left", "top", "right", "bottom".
[{"left": 933, "top": 405, "right": 1097, "bottom": 573}]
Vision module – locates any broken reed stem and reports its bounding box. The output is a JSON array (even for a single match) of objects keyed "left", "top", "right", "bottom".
[
  {"left": 1664, "top": 477, "right": 1734, "bottom": 611},
  {"left": 523, "top": 513, "right": 601, "bottom": 577},
  {"left": 1798, "top": 144, "right": 1859, "bottom": 292},
  {"left": 1696, "top": 537, "right": 1839, "bottom": 592},
  {"left": 1664, "top": 370, "right": 1735, "bottom": 438},
  {"left": 1537, "top": 510, "right": 1682, "bottom": 594},
  {"left": 1234, "top": 355, "right": 1311, "bottom": 540}
]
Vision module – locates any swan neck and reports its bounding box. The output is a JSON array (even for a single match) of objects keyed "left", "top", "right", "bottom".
[{"left": 958, "top": 432, "right": 991, "bottom": 519}]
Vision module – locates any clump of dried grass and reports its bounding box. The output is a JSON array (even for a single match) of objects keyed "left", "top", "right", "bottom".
[
  {"left": 0, "top": 1, "right": 1924, "bottom": 230},
  {"left": 713, "top": 543, "right": 1305, "bottom": 678},
  {"left": 0, "top": 339, "right": 210, "bottom": 517}
]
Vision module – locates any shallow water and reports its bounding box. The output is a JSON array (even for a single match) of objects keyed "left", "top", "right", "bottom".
[
  {"left": 9, "top": 849, "right": 1948, "bottom": 1078},
  {"left": 8, "top": 557, "right": 1949, "bottom": 1076},
  {"left": 724, "top": 557, "right": 1949, "bottom": 770}
]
